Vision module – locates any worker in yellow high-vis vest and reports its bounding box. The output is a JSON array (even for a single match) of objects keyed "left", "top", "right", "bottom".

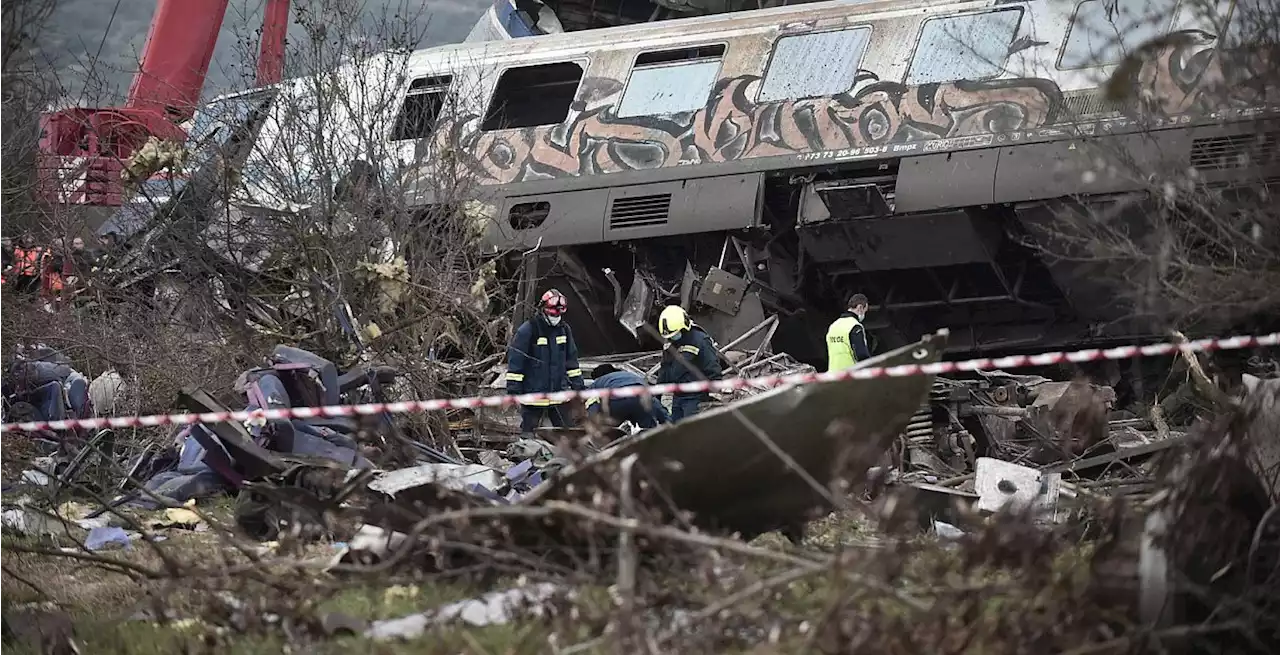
[{"left": 826, "top": 293, "right": 872, "bottom": 372}]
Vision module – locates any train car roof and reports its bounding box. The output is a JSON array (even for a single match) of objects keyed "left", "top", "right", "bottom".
[
  {"left": 406, "top": 0, "right": 1001, "bottom": 69},
  {"left": 200, "top": 0, "right": 1005, "bottom": 110}
]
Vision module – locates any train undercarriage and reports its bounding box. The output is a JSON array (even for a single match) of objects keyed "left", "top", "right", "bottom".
[{"left": 514, "top": 147, "right": 1278, "bottom": 367}]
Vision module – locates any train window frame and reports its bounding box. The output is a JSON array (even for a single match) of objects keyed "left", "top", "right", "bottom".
[
  {"left": 508, "top": 201, "right": 551, "bottom": 230},
  {"left": 904, "top": 7, "right": 1025, "bottom": 86},
  {"left": 1056, "top": 0, "right": 1182, "bottom": 71},
  {"left": 756, "top": 26, "right": 874, "bottom": 103},
  {"left": 481, "top": 60, "right": 587, "bottom": 132},
  {"left": 390, "top": 74, "right": 453, "bottom": 142},
  {"left": 616, "top": 43, "right": 728, "bottom": 119}
]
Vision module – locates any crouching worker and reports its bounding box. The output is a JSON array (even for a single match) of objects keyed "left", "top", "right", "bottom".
[
  {"left": 586, "top": 364, "right": 670, "bottom": 429},
  {"left": 506, "top": 289, "right": 585, "bottom": 434},
  {"left": 656, "top": 305, "right": 722, "bottom": 421}
]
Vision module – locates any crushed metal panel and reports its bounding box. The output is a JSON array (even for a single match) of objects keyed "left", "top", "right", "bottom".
[
  {"left": 694, "top": 267, "right": 747, "bottom": 315},
  {"left": 619, "top": 275, "right": 653, "bottom": 338},
  {"left": 523, "top": 330, "right": 948, "bottom": 539},
  {"left": 177, "top": 388, "right": 286, "bottom": 481},
  {"left": 694, "top": 291, "right": 767, "bottom": 352},
  {"left": 679, "top": 262, "right": 696, "bottom": 309}
]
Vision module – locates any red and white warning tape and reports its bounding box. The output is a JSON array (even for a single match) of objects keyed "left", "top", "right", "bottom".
[{"left": 3, "top": 332, "right": 1276, "bottom": 434}]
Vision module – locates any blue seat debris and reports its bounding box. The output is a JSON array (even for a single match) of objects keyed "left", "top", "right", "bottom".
[{"left": 128, "top": 346, "right": 385, "bottom": 509}]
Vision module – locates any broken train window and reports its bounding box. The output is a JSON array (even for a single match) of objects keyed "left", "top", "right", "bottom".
[
  {"left": 906, "top": 8, "right": 1023, "bottom": 85},
  {"left": 758, "top": 27, "right": 873, "bottom": 102},
  {"left": 617, "top": 44, "right": 726, "bottom": 119},
  {"left": 1058, "top": 0, "right": 1180, "bottom": 69},
  {"left": 391, "top": 75, "right": 453, "bottom": 141},
  {"left": 481, "top": 62, "right": 584, "bottom": 131}
]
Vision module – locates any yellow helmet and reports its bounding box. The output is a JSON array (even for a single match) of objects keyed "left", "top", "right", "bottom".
[{"left": 658, "top": 305, "right": 690, "bottom": 340}]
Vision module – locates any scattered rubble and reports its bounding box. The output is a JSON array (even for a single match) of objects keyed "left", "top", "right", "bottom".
[
  {"left": 881, "top": 367, "right": 1222, "bottom": 511},
  {"left": 4, "top": 318, "right": 1276, "bottom": 649},
  {"left": 365, "top": 583, "right": 564, "bottom": 640}
]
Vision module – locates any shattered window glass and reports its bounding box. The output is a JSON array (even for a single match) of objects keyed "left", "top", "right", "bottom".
[
  {"left": 617, "top": 47, "right": 725, "bottom": 118},
  {"left": 1059, "top": 0, "right": 1180, "bottom": 69},
  {"left": 906, "top": 9, "right": 1023, "bottom": 85},
  {"left": 758, "top": 27, "right": 872, "bottom": 102}
]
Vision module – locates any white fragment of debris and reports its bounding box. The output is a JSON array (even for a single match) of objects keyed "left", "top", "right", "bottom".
[
  {"left": 88, "top": 370, "right": 125, "bottom": 416},
  {"left": 85, "top": 526, "right": 132, "bottom": 551},
  {"left": 2, "top": 508, "right": 78, "bottom": 538},
  {"left": 365, "top": 583, "right": 562, "bottom": 640},
  {"left": 975, "top": 457, "right": 1064, "bottom": 522},
  {"left": 328, "top": 525, "right": 409, "bottom": 568},
  {"left": 367, "top": 463, "right": 503, "bottom": 497},
  {"left": 75, "top": 516, "right": 111, "bottom": 530},
  {"left": 20, "top": 470, "right": 50, "bottom": 486},
  {"left": 933, "top": 521, "right": 965, "bottom": 540},
  {"left": 2, "top": 509, "right": 31, "bottom": 533}
]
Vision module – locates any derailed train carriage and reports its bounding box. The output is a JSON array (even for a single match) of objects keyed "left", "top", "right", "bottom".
[{"left": 205, "top": 0, "right": 1278, "bottom": 360}]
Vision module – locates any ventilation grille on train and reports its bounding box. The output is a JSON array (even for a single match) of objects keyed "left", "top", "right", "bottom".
[
  {"left": 1190, "top": 132, "right": 1280, "bottom": 171},
  {"left": 1061, "top": 89, "right": 1125, "bottom": 119},
  {"left": 609, "top": 193, "right": 671, "bottom": 229}
]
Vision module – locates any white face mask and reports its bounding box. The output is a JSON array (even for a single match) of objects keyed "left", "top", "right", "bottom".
[{"left": 546, "top": 314, "right": 562, "bottom": 326}]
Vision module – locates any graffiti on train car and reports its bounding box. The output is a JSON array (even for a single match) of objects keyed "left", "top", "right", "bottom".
[
  {"left": 1128, "top": 31, "right": 1272, "bottom": 117},
  {"left": 431, "top": 32, "right": 1262, "bottom": 185},
  {"left": 439, "top": 75, "right": 1059, "bottom": 184}
]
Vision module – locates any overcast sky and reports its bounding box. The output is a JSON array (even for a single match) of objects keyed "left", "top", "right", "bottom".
[{"left": 38, "top": 0, "right": 488, "bottom": 104}]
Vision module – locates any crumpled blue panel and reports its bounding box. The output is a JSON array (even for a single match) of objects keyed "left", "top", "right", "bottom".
[
  {"left": 11, "top": 360, "right": 74, "bottom": 388},
  {"left": 30, "top": 381, "right": 65, "bottom": 421},
  {"left": 65, "top": 371, "right": 90, "bottom": 418},
  {"left": 247, "top": 372, "right": 291, "bottom": 410},
  {"left": 271, "top": 345, "right": 339, "bottom": 406},
  {"left": 293, "top": 420, "right": 358, "bottom": 450},
  {"left": 246, "top": 371, "right": 367, "bottom": 468},
  {"left": 175, "top": 429, "right": 210, "bottom": 473},
  {"left": 289, "top": 430, "right": 372, "bottom": 469},
  {"left": 245, "top": 372, "right": 296, "bottom": 451},
  {"left": 137, "top": 467, "right": 229, "bottom": 509}
]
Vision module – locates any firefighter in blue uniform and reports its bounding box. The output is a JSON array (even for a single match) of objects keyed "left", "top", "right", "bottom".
[
  {"left": 506, "top": 289, "right": 584, "bottom": 433},
  {"left": 656, "top": 305, "right": 722, "bottom": 421},
  {"left": 585, "top": 364, "right": 671, "bottom": 429}
]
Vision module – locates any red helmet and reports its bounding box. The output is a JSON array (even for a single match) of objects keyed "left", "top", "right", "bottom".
[{"left": 540, "top": 289, "right": 567, "bottom": 317}]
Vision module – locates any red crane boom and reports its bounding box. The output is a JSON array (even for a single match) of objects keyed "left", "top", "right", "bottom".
[
  {"left": 126, "top": 0, "right": 230, "bottom": 124},
  {"left": 38, "top": 0, "right": 291, "bottom": 206}
]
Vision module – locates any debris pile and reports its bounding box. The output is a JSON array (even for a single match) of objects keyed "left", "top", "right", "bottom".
[
  {"left": 881, "top": 366, "right": 1230, "bottom": 511},
  {"left": 5, "top": 324, "right": 1276, "bottom": 648}
]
